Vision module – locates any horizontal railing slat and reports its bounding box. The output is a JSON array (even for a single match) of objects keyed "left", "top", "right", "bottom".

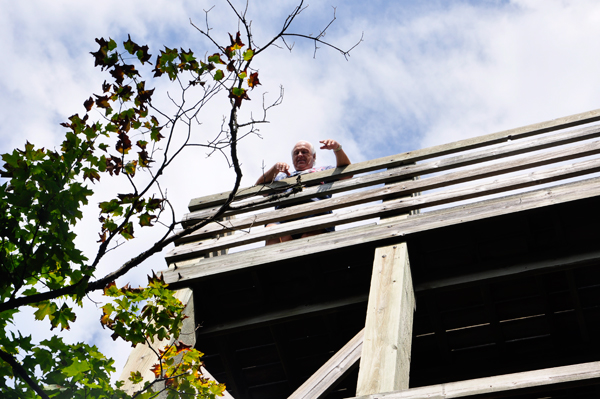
[
  {"left": 188, "top": 109, "right": 600, "bottom": 211},
  {"left": 184, "top": 123, "right": 600, "bottom": 223},
  {"left": 167, "top": 155, "right": 600, "bottom": 261},
  {"left": 176, "top": 138, "right": 600, "bottom": 244},
  {"left": 164, "top": 176, "right": 600, "bottom": 283}
]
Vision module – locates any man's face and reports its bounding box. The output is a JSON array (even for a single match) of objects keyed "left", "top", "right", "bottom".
[{"left": 292, "top": 141, "right": 315, "bottom": 171}]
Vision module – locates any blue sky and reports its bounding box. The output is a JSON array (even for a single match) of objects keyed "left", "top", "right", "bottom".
[{"left": 2, "top": 0, "right": 600, "bottom": 385}]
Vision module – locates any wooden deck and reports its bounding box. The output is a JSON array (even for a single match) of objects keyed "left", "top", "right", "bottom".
[{"left": 156, "top": 109, "right": 600, "bottom": 398}]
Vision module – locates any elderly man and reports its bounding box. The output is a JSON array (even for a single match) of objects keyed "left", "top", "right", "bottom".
[{"left": 256, "top": 139, "right": 351, "bottom": 245}]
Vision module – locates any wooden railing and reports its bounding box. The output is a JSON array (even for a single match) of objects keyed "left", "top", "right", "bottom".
[{"left": 163, "top": 109, "right": 600, "bottom": 280}]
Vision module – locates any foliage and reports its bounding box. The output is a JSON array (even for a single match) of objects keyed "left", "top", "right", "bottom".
[{"left": 0, "top": 1, "right": 359, "bottom": 398}]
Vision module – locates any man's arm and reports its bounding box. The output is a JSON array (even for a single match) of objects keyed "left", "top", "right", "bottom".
[
  {"left": 256, "top": 162, "right": 291, "bottom": 185},
  {"left": 319, "top": 139, "right": 351, "bottom": 167}
]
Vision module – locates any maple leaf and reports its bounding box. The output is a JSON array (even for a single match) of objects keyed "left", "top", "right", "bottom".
[
  {"left": 173, "top": 341, "right": 192, "bottom": 355},
  {"left": 110, "top": 64, "right": 125, "bottom": 85},
  {"left": 136, "top": 140, "right": 148, "bottom": 150},
  {"left": 136, "top": 45, "right": 152, "bottom": 64},
  {"left": 150, "top": 363, "right": 162, "bottom": 378},
  {"left": 150, "top": 126, "right": 164, "bottom": 142},
  {"left": 146, "top": 197, "right": 163, "bottom": 211},
  {"left": 229, "top": 87, "right": 250, "bottom": 108},
  {"left": 116, "top": 132, "right": 132, "bottom": 154},
  {"left": 83, "top": 97, "right": 94, "bottom": 112},
  {"left": 90, "top": 38, "right": 109, "bottom": 67},
  {"left": 94, "top": 94, "right": 111, "bottom": 109},
  {"left": 123, "top": 34, "right": 140, "bottom": 55},
  {"left": 147, "top": 271, "right": 165, "bottom": 285},
  {"left": 207, "top": 53, "right": 225, "bottom": 65},
  {"left": 121, "top": 222, "right": 134, "bottom": 240},
  {"left": 83, "top": 168, "right": 100, "bottom": 183},
  {"left": 243, "top": 48, "right": 254, "bottom": 61},
  {"left": 227, "top": 60, "right": 235, "bottom": 72},
  {"left": 135, "top": 81, "right": 154, "bottom": 106},
  {"left": 117, "top": 193, "right": 137, "bottom": 203},
  {"left": 139, "top": 213, "right": 156, "bottom": 227},
  {"left": 103, "top": 281, "right": 118, "bottom": 295},
  {"left": 138, "top": 149, "right": 152, "bottom": 167},
  {"left": 230, "top": 32, "right": 245, "bottom": 49},
  {"left": 248, "top": 72, "right": 261, "bottom": 89},
  {"left": 102, "top": 80, "right": 111, "bottom": 93},
  {"left": 50, "top": 303, "right": 77, "bottom": 331}
]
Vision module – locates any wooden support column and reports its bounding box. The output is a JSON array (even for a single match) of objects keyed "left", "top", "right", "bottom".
[
  {"left": 356, "top": 243, "right": 416, "bottom": 396},
  {"left": 119, "top": 288, "right": 234, "bottom": 399}
]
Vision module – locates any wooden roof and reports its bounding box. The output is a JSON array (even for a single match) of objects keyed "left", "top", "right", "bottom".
[{"left": 158, "top": 109, "right": 600, "bottom": 398}]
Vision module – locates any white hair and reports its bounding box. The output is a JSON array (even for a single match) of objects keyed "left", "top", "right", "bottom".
[
  {"left": 291, "top": 141, "right": 317, "bottom": 168},
  {"left": 291, "top": 141, "right": 316, "bottom": 157}
]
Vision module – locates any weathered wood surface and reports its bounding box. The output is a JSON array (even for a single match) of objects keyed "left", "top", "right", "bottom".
[
  {"left": 166, "top": 155, "right": 600, "bottom": 262},
  {"left": 356, "top": 244, "right": 415, "bottom": 396},
  {"left": 184, "top": 124, "right": 600, "bottom": 221},
  {"left": 162, "top": 175, "right": 600, "bottom": 285},
  {"left": 177, "top": 138, "right": 600, "bottom": 247},
  {"left": 188, "top": 109, "right": 600, "bottom": 211},
  {"left": 349, "top": 361, "right": 600, "bottom": 399},
  {"left": 288, "top": 329, "right": 364, "bottom": 399}
]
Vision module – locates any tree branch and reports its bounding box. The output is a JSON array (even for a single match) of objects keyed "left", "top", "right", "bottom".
[{"left": 0, "top": 349, "right": 50, "bottom": 399}]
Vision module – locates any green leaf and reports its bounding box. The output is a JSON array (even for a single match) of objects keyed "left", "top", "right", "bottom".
[
  {"left": 243, "top": 48, "right": 254, "bottom": 61},
  {"left": 213, "top": 69, "right": 224, "bottom": 81},
  {"left": 51, "top": 303, "right": 77, "bottom": 331},
  {"left": 129, "top": 370, "right": 144, "bottom": 384},
  {"left": 33, "top": 302, "right": 56, "bottom": 322},
  {"left": 62, "top": 359, "right": 90, "bottom": 377},
  {"left": 207, "top": 53, "right": 225, "bottom": 64},
  {"left": 139, "top": 213, "right": 156, "bottom": 227}
]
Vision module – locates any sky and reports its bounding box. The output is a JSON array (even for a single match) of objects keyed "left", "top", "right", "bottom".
[{"left": 2, "top": 0, "right": 600, "bottom": 386}]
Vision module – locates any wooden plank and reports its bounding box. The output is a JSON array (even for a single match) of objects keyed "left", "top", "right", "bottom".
[
  {"left": 414, "top": 249, "right": 600, "bottom": 292},
  {"left": 166, "top": 155, "right": 600, "bottom": 261},
  {"left": 188, "top": 109, "right": 600, "bottom": 211},
  {"left": 288, "top": 329, "right": 364, "bottom": 399},
  {"left": 185, "top": 124, "right": 600, "bottom": 220},
  {"left": 349, "top": 361, "right": 600, "bottom": 399},
  {"left": 356, "top": 244, "right": 415, "bottom": 396},
  {"left": 196, "top": 294, "right": 368, "bottom": 337},
  {"left": 179, "top": 138, "right": 600, "bottom": 245},
  {"left": 162, "top": 176, "right": 600, "bottom": 285}
]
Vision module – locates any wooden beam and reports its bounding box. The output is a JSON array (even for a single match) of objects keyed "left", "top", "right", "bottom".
[
  {"left": 414, "top": 248, "right": 600, "bottom": 292},
  {"left": 162, "top": 176, "right": 600, "bottom": 285},
  {"left": 356, "top": 244, "right": 415, "bottom": 396},
  {"left": 167, "top": 155, "right": 600, "bottom": 261},
  {"left": 287, "top": 329, "right": 364, "bottom": 399},
  {"left": 348, "top": 361, "right": 600, "bottom": 399},
  {"left": 185, "top": 125, "right": 600, "bottom": 221},
  {"left": 188, "top": 109, "right": 600, "bottom": 211},
  {"left": 195, "top": 294, "right": 368, "bottom": 337}
]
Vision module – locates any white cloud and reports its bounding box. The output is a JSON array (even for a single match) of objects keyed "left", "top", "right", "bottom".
[{"left": 2, "top": 0, "right": 600, "bottom": 384}]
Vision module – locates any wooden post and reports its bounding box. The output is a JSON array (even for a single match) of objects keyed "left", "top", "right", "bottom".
[
  {"left": 356, "top": 243, "right": 415, "bottom": 396},
  {"left": 287, "top": 328, "right": 364, "bottom": 399},
  {"left": 118, "top": 288, "right": 234, "bottom": 399}
]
